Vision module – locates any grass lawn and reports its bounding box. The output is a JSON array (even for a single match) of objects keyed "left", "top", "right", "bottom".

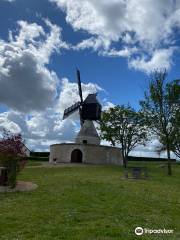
[
  {"left": 26, "top": 160, "right": 43, "bottom": 167},
  {"left": 0, "top": 161, "right": 180, "bottom": 240}
]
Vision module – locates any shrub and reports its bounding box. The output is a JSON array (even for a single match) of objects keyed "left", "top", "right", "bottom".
[{"left": 0, "top": 129, "right": 27, "bottom": 188}]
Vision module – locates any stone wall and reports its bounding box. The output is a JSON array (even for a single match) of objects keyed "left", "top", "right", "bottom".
[{"left": 49, "top": 143, "right": 123, "bottom": 165}]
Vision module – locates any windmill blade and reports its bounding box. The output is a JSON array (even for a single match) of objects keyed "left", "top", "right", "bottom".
[
  {"left": 63, "top": 102, "right": 80, "bottom": 119},
  {"left": 79, "top": 108, "right": 84, "bottom": 126},
  {"left": 76, "top": 69, "right": 83, "bottom": 103}
]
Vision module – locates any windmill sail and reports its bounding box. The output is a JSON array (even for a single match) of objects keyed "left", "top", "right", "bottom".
[
  {"left": 76, "top": 69, "right": 83, "bottom": 103},
  {"left": 63, "top": 102, "right": 80, "bottom": 119},
  {"left": 62, "top": 69, "right": 102, "bottom": 125}
]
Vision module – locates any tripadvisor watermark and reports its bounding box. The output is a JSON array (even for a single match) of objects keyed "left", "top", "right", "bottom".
[{"left": 135, "top": 227, "right": 174, "bottom": 236}]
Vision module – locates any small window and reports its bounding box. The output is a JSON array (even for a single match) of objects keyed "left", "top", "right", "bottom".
[{"left": 83, "top": 140, "right": 87, "bottom": 144}]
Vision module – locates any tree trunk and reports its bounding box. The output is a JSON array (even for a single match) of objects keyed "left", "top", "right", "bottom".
[
  {"left": 111, "top": 140, "right": 115, "bottom": 146},
  {"left": 123, "top": 155, "right": 127, "bottom": 168},
  {"left": 167, "top": 147, "right": 172, "bottom": 176}
]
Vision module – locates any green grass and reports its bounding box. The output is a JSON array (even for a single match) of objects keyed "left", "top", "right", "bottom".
[
  {"left": 26, "top": 160, "right": 43, "bottom": 167},
  {"left": 0, "top": 162, "right": 180, "bottom": 240}
]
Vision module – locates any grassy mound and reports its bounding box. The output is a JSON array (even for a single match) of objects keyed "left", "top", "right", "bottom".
[{"left": 0, "top": 162, "right": 179, "bottom": 240}]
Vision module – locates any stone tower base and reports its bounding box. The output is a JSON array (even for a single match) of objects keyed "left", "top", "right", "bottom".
[{"left": 49, "top": 143, "right": 123, "bottom": 165}]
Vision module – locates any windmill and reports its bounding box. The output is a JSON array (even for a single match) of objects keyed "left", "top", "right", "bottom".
[{"left": 63, "top": 69, "right": 102, "bottom": 126}]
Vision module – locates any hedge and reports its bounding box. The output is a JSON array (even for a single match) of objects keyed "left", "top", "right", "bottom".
[
  {"left": 27, "top": 156, "right": 49, "bottom": 161},
  {"left": 127, "top": 156, "right": 176, "bottom": 162},
  {"left": 30, "top": 152, "right": 50, "bottom": 157}
]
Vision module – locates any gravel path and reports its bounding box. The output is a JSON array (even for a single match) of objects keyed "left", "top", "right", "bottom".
[{"left": 0, "top": 181, "right": 38, "bottom": 193}]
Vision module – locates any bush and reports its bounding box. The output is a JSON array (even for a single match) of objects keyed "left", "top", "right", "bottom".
[
  {"left": 0, "top": 129, "right": 27, "bottom": 188},
  {"left": 0, "top": 155, "right": 27, "bottom": 188}
]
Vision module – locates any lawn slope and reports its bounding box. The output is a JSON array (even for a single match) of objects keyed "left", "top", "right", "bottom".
[{"left": 0, "top": 162, "right": 180, "bottom": 240}]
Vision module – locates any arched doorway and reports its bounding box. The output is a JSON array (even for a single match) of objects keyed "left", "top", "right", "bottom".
[{"left": 71, "top": 149, "right": 82, "bottom": 163}]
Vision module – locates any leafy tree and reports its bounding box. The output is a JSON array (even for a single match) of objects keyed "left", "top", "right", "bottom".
[
  {"left": 0, "top": 129, "right": 24, "bottom": 156},
  {"left": 171, "top": 109, "right": 180, "bottom": 158},
  {"left": 99, "top": 105, "right": 148, "bottom": 167},
  {"left": 167, "top": 80, "right": 180, "bottom": 158},
  {"left": 140, "top": 70, "right": 180, "bottom": 175}
]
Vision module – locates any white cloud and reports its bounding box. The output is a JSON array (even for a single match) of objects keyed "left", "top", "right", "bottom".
[
  {"left": 0, "top": 112, "right": 21, "bottom": 134},
  {"left": 102, "top": 101, "right": 115, "bottom": 111},
  {"left": 128, "top": 48, "right": 175, "bottom": 73},
  {"left": 0, "top": 20, "right": 68, "bottom": 112},
  {"left": 101, "top": 47, "right": 137, "bottom": 57},
  {"left": 51, "top": 0, "right": 179, "bottom": 46},
  {"left": 0, "top": 78, "right": 103, "bottom": 151},
  {"left": 130, "top": 138, "right": 179, "bottom": 160},
  {"left": 1, "top": 0, "right": 15, "bottom": 2},
  {"left": 0, "top": 18, "right": 104, "bottom": 150},
  {"left": 13, "top": 21, "right": 45, "bottom": 48},
  {"left": 51, "top": 0, "right": 180, "bottom": 72},
  {"left": 73, "top": 37, "right": 111, "bottom": 52}
]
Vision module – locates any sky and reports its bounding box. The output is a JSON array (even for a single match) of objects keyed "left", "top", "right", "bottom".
[{"left": 0, "top": 0, "right": 179, "bottom": 157}]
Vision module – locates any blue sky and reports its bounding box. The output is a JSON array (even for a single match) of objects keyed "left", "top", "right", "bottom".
[
  {"left": 0, "top": 0, "right": 179, "bottom": 155},
  {"left": 0, "top": 0, "right": 147, "bottom": 109}
]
